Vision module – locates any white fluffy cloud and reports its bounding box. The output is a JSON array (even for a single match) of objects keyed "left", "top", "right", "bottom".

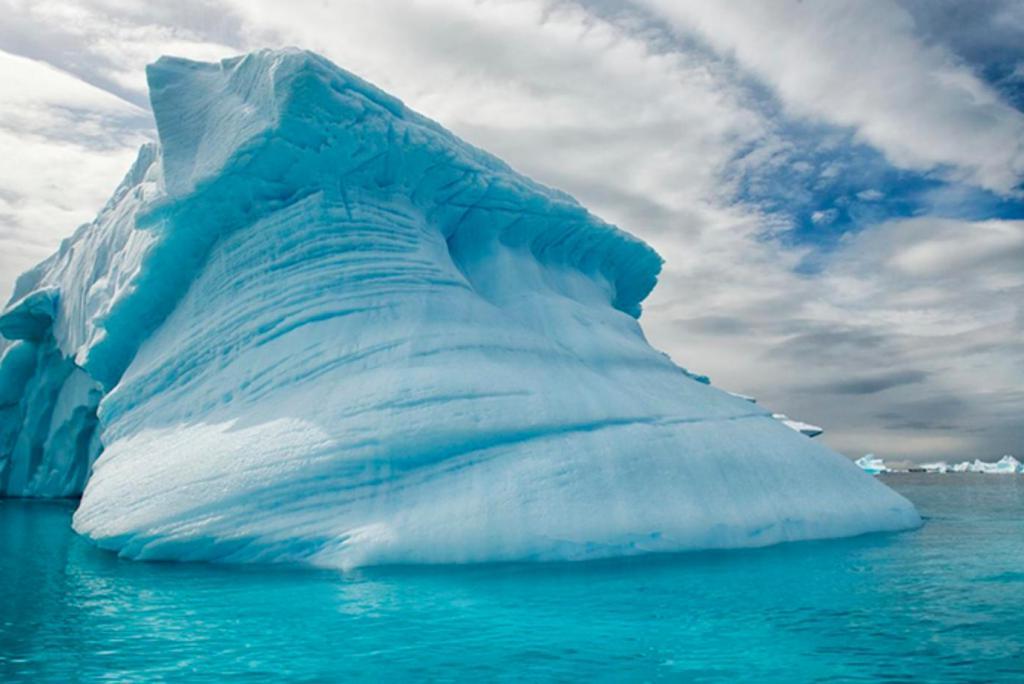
[
  {"left": 0, "top": 49, "right": 151, "bottom": 303},
  {"left": 641, "top": 0, "right": 1024, "bottom": 194}
]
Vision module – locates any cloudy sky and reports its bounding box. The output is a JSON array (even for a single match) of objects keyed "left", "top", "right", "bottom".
[{"left": 0, "top": 0, "right": 1021, "bottom": 463}]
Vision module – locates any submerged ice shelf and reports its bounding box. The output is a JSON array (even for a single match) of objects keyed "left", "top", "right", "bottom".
[{"left": 0, "top": 49, "right": 919, "bottom": 567}]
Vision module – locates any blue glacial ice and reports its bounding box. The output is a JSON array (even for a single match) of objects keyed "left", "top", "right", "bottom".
[{"left": 0, "top": 49, "right": 920, "bottom": 567}]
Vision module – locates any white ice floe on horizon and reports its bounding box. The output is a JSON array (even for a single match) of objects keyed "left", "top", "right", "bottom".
[
  {"left": 859, "top": 455, "right": 1022, "bottom": 475},
  {"left": 856, "top": 454, "right": 891, "bottom": 475},
  {"left": 949, "top": 455, "right": 1022, "bottom": 474},
  {"left": 0, "top": 49, "right": 919, "bottom": 567}
]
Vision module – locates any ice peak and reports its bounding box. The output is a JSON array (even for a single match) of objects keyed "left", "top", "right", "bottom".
[{"left": 142, "top": 49, "right": 661, "bottom": 318}]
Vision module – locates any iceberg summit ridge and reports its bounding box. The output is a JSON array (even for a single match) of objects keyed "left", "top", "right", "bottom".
[{"left": 0, "top": 49, "right": 919, "bottom": 566}]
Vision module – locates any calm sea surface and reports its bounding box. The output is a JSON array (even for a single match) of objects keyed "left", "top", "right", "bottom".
[{"left": 1, "top": 474, "right": 1021, "bottom": 682}]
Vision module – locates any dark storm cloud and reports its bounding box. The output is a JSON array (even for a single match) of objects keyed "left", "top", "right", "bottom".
[
  {"left": 768, "top": 324, "right": 894, "bottom": 366},
  {"left": 675, "top": 315, "right": 750, "bottom": 336},
  {"left": 875, "top": 395, "right": 968, "bottom": 430},
  {"left": 825, "top": 370, "right": 930, "bottom": 396}
]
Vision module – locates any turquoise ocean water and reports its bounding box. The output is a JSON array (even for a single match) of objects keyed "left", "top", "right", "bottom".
[{"left": 1, "top": 474, "right": 1021, "bottom": 681}]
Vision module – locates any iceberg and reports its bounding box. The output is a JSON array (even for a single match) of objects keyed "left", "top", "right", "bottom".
[
  {"left": 948, "top": 456, "right": 1022, "bottom": 474},
  {"left": 971, "top": 456, "right": 1022, "bottom": 474},
  {"left": 855, "top": 454, "right": 890, "bottom": 475},
  {"left": 865, "top": 456, "right": 1021, "bottom": 475},
  {"left": 0, "top": 49, "right": 920, "bottom": 567},
  {"left": 916, "top": 456, "right": 1022, "bottom": 474}
]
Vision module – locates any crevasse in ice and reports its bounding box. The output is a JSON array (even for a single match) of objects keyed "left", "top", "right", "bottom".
[{"left": 0, "top": 49, "right": 920, "bottom": 567}]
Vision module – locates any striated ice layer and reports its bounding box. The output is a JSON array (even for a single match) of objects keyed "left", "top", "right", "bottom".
[{"left": 1, "top": 49, "right": 919, "bottom": 565}]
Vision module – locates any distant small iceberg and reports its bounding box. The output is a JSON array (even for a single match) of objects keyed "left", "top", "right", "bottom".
[
  {"left": 857, "top": 454, "right": 1022, "bottom": 475},
  {"left": 856, "top": 454, "right": 890, "bottom": 475},
  {"left": 948, "top": 455, "right": 1022, "bottom": 474}
]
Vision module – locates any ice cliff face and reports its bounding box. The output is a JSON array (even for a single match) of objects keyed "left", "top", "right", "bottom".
[{"left": 0, "top": 49, "right": 920, "bottom": 567}]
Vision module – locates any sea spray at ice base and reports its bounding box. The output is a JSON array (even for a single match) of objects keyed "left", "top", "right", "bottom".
[{"left": 0, "top": 49, "right": 919, "bottom": 568}]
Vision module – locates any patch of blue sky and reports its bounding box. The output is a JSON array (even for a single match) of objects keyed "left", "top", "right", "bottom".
[
  {"left": 895, "top": 0, "right": 1024, "bottom": 109},
  {"left": 732, "top": 127, "right": 920, "bottom": 237},
  {"left": 579, "top": 0, "right": 1024, "bottom": 263},
  {"left": 689, "top": 0, "right": 1024, "bottom": 269},
  {"left": 979, "top": 61, "right": 1024, "bottom": 111},
  {"left": 729, "top": 115, "right": 1024, "bottom": 274}
]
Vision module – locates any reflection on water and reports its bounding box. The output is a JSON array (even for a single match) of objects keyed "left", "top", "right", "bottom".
[{"left": 2, "top": 475, "right": 1022, "bottom": 681}]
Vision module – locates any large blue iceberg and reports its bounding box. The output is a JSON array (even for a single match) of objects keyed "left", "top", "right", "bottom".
[{"left": 0, "top": 49, "right": 920, "bottom": 567}]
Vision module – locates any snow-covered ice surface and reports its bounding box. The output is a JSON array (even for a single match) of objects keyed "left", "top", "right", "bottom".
[
  {"left": 0, "top": 49, "right": 919, "bottom": 567},
  {"left": 726, "top": 392, "right": 823, "bottom": 438},
  {"left": 771, "top": 413, "right": 824, "bottom": 438}
]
